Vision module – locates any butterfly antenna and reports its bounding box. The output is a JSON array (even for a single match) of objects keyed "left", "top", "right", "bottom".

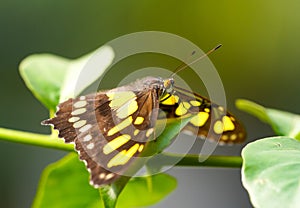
[{"left": 170, "top": 44, "right": 222, "bottom": 78}]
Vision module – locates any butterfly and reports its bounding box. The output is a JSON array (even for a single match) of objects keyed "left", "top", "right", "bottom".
[
  {"left": 42, "top": 76, "right": 246, "bottom": 187},
  {"left": 42, "top": 46, "right": 246, "bottom": 188}
]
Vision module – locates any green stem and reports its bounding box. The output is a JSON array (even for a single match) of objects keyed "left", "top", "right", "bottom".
[
  {"left": 99, "top": 176, "right": 131, "bottom": 208},
  {"left": 0, "top": 127, "right": 74, "bottom": 151},
  {"left": 177, "top": 153, "right": 242, "bottom": 167},
  {"left": 147, "top": 152, "right": 242, "bottom": 169},
  {"left": 0, "top": 128, "right": 242, "bottom": 168},
  {"left": 0, "top": 127, "right": 242, "bottom": 207},
  {"left": 99, "top": 187, "right": 117, "bottom": 208}
]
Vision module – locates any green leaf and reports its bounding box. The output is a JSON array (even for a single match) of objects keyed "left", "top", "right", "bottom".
[
  {"left": 19, "top": 54, "right": 70, "bottom": 110},
  {"left": 117, "top": 173, "right": 177, "bottom": 208},
  {"left": 146, "top": 115, "right": 193, "bottom": 155},
  {"left": 59, "top": 46, "right": 114, "bottom": 102},
  {"left": 19, "top": 45, "right": 114, "bottom": 110},
  {"left": 33, "top": 153, "right": 103, "bottom": 208},
  {"left": 33, "top": 153, "right": 176, "bottom": 208},
  {"left": 236, "top": 99, "right": 300, "bottom": 140},
  {"left": 99, "top": 177, "right": 131, "bottom": 208},
  {"left": 242, "top": 137, "right": 300, "bottom": 208},
  {"left": 98, "top": 116, "right": 191, "bottom": 207},
  {"left": 99, "top": 173, "right": 177, "bottom": 208}
]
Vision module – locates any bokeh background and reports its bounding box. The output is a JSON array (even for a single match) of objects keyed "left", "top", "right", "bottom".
[{"left": 1, "top": 1, "right": 300, "bottom": 207}]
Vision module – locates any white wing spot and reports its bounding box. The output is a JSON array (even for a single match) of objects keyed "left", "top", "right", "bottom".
[
  {"left": 99, "top": 173, "right": 106, "bottom": 179},
  {"left": 146, "top": 128, "right": 154, "bottom": 137},
  {"left": 73, "top": 120, "right": 87, "bottom": 128},
  {"left": 86, "top": 143, "right": 95, "bottom": 149},
  {"left": 68, "top": 116, "right": 80, "bottom": 123},
  {"left": 74, "top": 100, "right": 87, "bottom": 108},
  {"left": 79, "top": 124, "right": 92, "bottom": 133},
  {"left": 71, "top": 108, "right": 87, "bottom": 115},
  {"left": 80, "top": 96, "right": 86, "bottom": 100},
  {"left": 105, "top": 173, "right": 114, "bottom": 180},
  {"left": 83, "top": 134, "right": 92, "bottom": 142}
]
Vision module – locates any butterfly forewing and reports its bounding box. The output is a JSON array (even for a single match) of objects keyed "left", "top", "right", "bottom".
[{"left": 42, "top": 87, "right": 159, "bottom": 187}]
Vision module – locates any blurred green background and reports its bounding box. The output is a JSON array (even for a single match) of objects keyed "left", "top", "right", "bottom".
[{"left": 1, "top": 0, "right": 300, "bottom": 207}]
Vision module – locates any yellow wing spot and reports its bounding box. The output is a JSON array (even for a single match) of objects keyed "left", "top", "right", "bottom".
[
  {"left": 218, "top": 106, "right": 225, "bottom": 111},
  {"left": 71, "top": 108, "right": 87, "bottom": 115},
  {"left": 190, "top": 112, "right": 209, "bottom": 127},
  {"left": 107, "top": 91, "right": 136, "bottom": 109},
  {"left": 116, "top": 99, "right": 138, "bottom": 119},
  {"left": 175, "top": 102, "right": 191, "bottom": 116},
  {"left": 190, "top": 100, "right": 201, "bottom": 107},
  {"left": 73, "top": 120, "right": 87, "bottom": 128},
  {"left": 103, "top": 134, "right": 131, "bottom": 155},
  {"left": 160, "top": 93, "right": 169, "bottom": 100},
  {"left": 222, "top": 116, "right": 235, "bottom": 131},
  {"left": 138, "top": 144, "right": 144, "bottom": 152},
  {"left": 146, "top": 128, "right": 154, "bottom": 137},
  {"left": 107, "top": 116, "right": 133, "bottom": 136},
  {"left": 107, "top": 143, "right": 140, "bottom": 168},
  {"left": 160, "top": 94, "right": 179, "bottom": 105},
  {"left": 230, "top": 134, "right": 237, "bottom": 141},
  {"left": 204, "top": 108, "right": 210, "bottom": 113},
  {"left": 214, "top": 120, "right": 224, "bottom": 134},
  {"left": 134, "top": 116, "right": 144, "bottom": 125},
  {"left": 221, "top": 135, "right": 229, "bottom": 141},
  {"left": 134, "top": 129, "right": 140, "bottom": 136},
  {"left": 74, "top": 100, "right": 87, "bottom": 108}
]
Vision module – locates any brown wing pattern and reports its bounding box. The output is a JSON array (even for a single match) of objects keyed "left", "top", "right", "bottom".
[{"left": 42, "top": 89, "right": 159, "bottom": 187}]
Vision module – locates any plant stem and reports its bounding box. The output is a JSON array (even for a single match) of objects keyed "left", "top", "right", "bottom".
[
  {"left": 0, "top": 127, "right": 242, "bottom": 168},
  {"left": 0, "top": 127, "right": 74, "bottom": 151},
  {"left": 147, "top": 152, "right": 242, "bottom": 169},
  {"left": 177, "top": 153, "right": 242, "bottom": 167},
  {"left": 99, "top": 186, "right": 118, "bottom": 208}
]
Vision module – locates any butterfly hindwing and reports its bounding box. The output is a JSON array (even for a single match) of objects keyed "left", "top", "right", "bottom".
[
  {"left": 42, "top": 88, "right": 159, "bottom": 187},
  {"left": 158, "top": 86, "right": 246, "bottom": 143}
]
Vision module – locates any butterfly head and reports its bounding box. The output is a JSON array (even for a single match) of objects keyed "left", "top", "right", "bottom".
[
  {"left": 160, "top": 77, "right": 174, "bottom": 97},
  {"left": 136, "top": 76, "right": 175, "bottom": 98},
  {"left": 163, "top": 78, "right": 174, "bottom": 91}
]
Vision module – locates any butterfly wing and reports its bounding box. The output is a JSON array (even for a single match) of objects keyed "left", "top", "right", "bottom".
[
  {"left": 42, "top": 89, "right": 159, "bottom": 187},
  {"left": 158, "top": 86, "right": 246, "bottom": 143}
]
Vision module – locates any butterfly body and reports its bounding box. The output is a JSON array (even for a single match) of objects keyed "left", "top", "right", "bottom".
[{"left": 42, "top": 76, "right": 246, "bottom": 187}]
